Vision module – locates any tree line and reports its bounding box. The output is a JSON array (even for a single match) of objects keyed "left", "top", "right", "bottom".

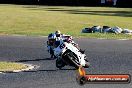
[
  {"left": 0, "top": 0, "right": 132, "bottom": 7},
  {"left": 0, "top": 0, "right": 100, "bottom": 6}
]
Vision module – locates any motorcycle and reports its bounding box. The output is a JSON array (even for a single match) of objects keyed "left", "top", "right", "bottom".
[{"left": 53, "top": 40, "right": 90, "bottom": 69}]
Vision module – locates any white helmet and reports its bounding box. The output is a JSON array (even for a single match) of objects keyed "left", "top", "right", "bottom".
[
  {"left": 55, "top": 30, "right": 61, "bottom": 34},
  {"left": 55, "top": 30, "right": 61, "bottom": 37}
]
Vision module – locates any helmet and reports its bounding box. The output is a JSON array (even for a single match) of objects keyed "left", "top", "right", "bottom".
[
  {"left": 55, "top": 30, "right": 61, "bottom": 37},
  {"left": 55, "top": 30, "right": 61, "bottom": 34},
  {"left": 48, "top": 33, "right": 56, "bottom": 46},
  {"left": 48, "top": 33, "right": 56, "bottom": 40}
]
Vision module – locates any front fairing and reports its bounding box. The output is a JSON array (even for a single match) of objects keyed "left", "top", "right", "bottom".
[
  {"left": 65, "top": 43, "right": 86, "bottom": 66},
  {"left": 54, "top": 42, "right": 86, "bottom": 66}
]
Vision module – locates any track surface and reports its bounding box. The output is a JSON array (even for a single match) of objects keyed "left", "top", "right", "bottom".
[{"left": 0, "top": 35, "right": 132, "bottom": 88}]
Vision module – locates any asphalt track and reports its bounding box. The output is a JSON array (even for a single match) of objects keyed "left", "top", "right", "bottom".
[{"left": 0, "top": 35, "right": 132, "bottom": 88}]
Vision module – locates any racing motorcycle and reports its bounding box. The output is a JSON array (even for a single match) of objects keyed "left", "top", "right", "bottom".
[{"left": 53, "top": 40, "right": 90, "bottom": 69}]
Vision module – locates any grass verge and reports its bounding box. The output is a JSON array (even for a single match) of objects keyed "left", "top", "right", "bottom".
[
  {"left": 0, "top": 4, "right": 132, "bottom": 39},
  {"left": 0, "top": 62, "right": 28, "bottom": 72}
]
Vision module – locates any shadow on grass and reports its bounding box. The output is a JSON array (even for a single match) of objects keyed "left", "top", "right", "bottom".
[
  {"left": 69, "top": 10, "right": 132, "bottom": 17},
  {"left": 26, "top": 6, "right": 132, "bottom": 17}
]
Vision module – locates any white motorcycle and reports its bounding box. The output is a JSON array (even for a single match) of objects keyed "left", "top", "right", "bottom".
[{"left": 53, "top": 40, "right": 90, "bottom": 69}]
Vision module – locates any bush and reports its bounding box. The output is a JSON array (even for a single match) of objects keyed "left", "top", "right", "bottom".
[{"left": 116, "top": 0, "right": 132, "bottom": 7}]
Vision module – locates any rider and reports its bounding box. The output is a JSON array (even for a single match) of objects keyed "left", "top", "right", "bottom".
[
  {"left": 47, "top": 30, "right": 80, "bottom": 58},
  {"left": 47, "top": 33, "right": 57, "bottom": 58}
]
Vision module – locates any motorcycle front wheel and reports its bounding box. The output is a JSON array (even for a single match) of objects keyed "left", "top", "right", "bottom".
[
  {"left": 66, "top": 52, "right": 80, "bottom": 69},
  {"left": 56, "top": 59, "right": 65, "bottom": 69}
]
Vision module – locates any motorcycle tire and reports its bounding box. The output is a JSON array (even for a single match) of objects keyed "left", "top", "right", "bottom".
[{"left": 56, "top": 59, "right": 65, "bottom": 69}]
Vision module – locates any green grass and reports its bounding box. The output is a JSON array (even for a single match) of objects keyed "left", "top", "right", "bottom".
[
  {"left": 0, "top": 4, "right": 132, "bottom": 39},
  {"left": 0, "top": 62, "right": 27, "bottom": 72}
]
